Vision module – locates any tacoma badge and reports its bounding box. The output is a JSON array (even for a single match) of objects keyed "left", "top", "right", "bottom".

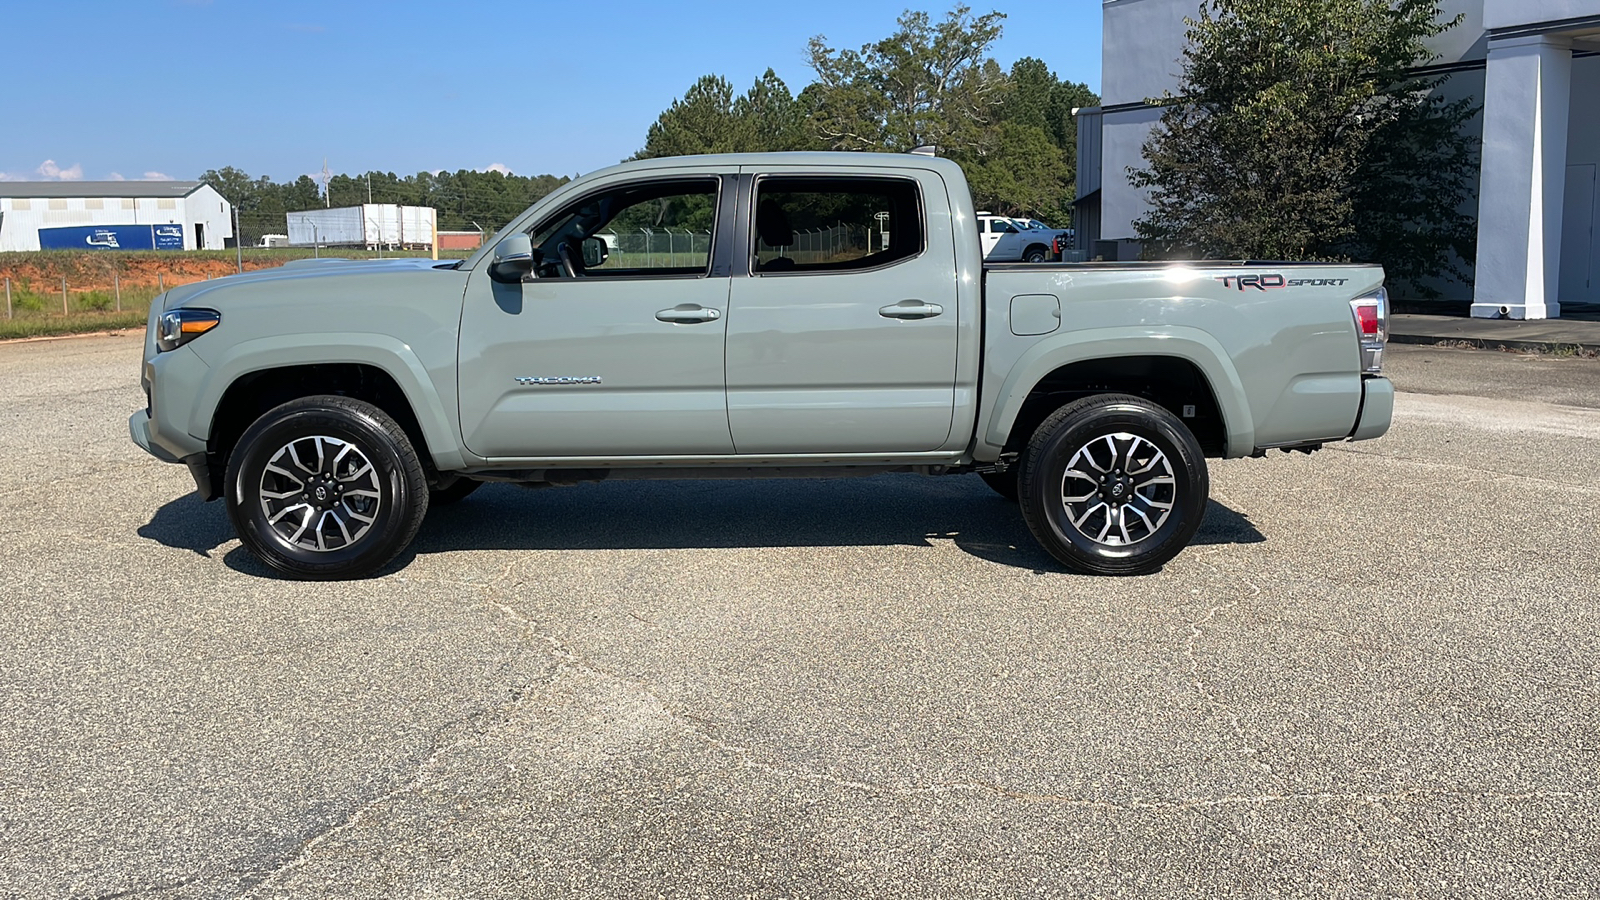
[{"left": 514, "top": 376, "right": 603, "bottom": 385}]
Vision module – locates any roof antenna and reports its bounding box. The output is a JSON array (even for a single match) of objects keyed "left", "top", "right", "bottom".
[{"left": 909, "top": 145, "right": 938, "bottom": 157}]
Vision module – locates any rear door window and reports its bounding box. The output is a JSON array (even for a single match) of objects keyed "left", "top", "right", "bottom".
[{"left": 752, "top": 177, "right": 922, "bottom": 274}]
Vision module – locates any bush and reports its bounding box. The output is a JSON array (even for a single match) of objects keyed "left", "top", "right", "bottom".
[
  {"left": 79, "top": 291, "right": 114, "bottom": 311},
  {"left": 12, "top": 290, "right": 46, "bottom": 312}
]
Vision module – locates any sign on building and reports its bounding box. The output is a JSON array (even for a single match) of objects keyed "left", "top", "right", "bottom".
[{"left": 37, "top": 224, "right": 186, "bottom": 251}]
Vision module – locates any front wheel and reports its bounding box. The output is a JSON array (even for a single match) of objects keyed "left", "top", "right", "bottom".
[
  {"left": 1023, "top": 244, "right": 1049, "bottom": 263},
  {"left": 1018, "top": 394, "right": 1209, "bottom": 575},
  {"left": 225, "top": 395, "right": 429, "bottom": 580}
]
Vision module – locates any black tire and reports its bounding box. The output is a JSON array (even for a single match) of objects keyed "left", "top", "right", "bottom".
[
  {"left": 1018, "top": 394, "right": 1208, "bottom": 575},
  {"left": 429, "top": 478, "right": 481, "bottom": 506},
  {"left": 978, "top": 469, "right": 1019, "bottom": 502},
  {"left": 224, "top": 395, "right": 429, "bottom": 580},
  {"left": 1023, "top": 244, "right": 1049, "bottom": 263}
]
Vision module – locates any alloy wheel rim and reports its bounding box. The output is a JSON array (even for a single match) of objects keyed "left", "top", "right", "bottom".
[
  {"left": 1060, "top": 432, "right": 1176, "bottom": 547},
  {"left": 257, "top": 435, "right": 382, "bottom": 552}
]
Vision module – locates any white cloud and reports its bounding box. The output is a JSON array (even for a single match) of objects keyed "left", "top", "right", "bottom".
[
  {"left": 108, "top": 172, "right": 127, "bottom": 181},
  {"left": 141, "top": 171, "right": 173, "bottom": 181},
  {"left": 35, "top": 159, "right": 84, "bottom": 181},
  {"left": 483, "top": 163, "right": 512, "bottom": 175}
]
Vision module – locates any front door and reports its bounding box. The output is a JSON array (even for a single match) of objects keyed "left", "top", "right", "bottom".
[
  {"left": 457, "top": 174, "right": 735, "bottom": 458},
  {"left": 725, "top": 170, "right": 959, "bottom": 454}
]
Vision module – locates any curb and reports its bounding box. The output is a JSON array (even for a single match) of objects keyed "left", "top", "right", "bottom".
[
  {"left": 0, "top": 328, "right": 142, "bottom": 346},
  {"left": 1389, "top": 332, "right": 1600, "bottom": 355}
]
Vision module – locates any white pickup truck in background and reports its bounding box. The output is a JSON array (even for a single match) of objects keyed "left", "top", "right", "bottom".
[{"left": 977, "top": 213, "right": 1071, "bottom": 263}]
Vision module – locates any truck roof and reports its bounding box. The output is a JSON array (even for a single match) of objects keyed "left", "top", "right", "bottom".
[{"left": 582, "top": 152, "right": 967, "bottom": 180}]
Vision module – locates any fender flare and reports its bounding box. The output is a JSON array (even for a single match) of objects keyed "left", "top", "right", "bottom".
[
  {"left": 187, "top": 333, "right": 468, "bottom": 472},
  {"left": 985, "top": 326, "right": 1257, "bottom": 458}
]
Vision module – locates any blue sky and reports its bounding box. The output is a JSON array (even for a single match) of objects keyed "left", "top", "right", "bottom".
[{"left": 0, "top": 1, "right": 1101, "bottom": 184}]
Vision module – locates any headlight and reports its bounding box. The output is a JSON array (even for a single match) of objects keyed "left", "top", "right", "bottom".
[{"left": 156, "top": 308, "right": 221, "bottom": 353}]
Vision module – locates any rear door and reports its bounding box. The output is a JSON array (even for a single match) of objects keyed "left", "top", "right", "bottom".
[{"left": 724, "top": 168, "right": 959, "bottom": 453}]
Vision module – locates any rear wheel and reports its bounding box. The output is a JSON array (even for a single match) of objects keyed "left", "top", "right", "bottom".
[
  {"left": 225, "top": 395, "right": 429, "bottom": 580},
  {"left": 1018, "top": 394, "right": 1208, "bottom": 575}
]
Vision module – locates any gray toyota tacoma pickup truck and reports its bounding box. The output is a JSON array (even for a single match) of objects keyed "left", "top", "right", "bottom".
[{"left": 130, "top": 152, "right": 1392, "bottom": 580}]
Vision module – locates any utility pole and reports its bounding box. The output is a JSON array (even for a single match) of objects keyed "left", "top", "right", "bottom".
[
  {"left": 234, "top": 206, "right": 243, "bottom": 273},
  {"left": 366, "top": 173, "right": 372, "bottom": 205}
]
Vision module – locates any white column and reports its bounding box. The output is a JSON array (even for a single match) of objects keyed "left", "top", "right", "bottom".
[{"left": 1473, "top": 34, "right": 1573, "bottom": 319}]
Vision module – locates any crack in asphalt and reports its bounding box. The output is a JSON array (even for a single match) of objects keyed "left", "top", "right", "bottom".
[
  {"left": 238, "top": 725, "right": 478, "bottom": 896},
  {"left": 237, "top": 561, "right": 550, "bottom": 897},
  {"left": 1183, "top": 556, "right": 1273, "bottom": 776},
  {"left": 205, "top": 534, "right": 1599, "bottom": 891}
]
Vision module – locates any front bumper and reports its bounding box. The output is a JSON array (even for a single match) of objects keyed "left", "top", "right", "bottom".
[
  {"left": 129, "top": 409, "right": 180, "bottom": 463},
  {"left": 1350, "top": 376, "right": 1394, "bottom": 441},
  {"left": 130, "top": 409, "right": 217, "bottom": 500}
]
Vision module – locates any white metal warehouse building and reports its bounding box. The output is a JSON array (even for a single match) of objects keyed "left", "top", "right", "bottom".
[
  {"left": 1077, "top": 0, "right": 1600, "bottom": 318},
  {"left": 0, "top": 181, "right": 233, "bottom": 252}
]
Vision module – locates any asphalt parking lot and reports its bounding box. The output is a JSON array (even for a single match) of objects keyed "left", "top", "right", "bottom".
[{"left": 0, "top": 333, "right": 1595, "bottom": 898}]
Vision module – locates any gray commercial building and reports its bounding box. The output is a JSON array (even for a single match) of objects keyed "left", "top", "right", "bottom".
[{"left": 1077, "top": 0, "right": 1600, "bottom": 318}]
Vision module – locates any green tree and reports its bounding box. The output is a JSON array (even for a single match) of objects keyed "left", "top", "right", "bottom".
[
  {"left": 637, "top": 70, "right": 812, "bottom": 158},
  {"left": 201, "top": 165, "right": 572, "bottom": 242},
  {"left": 964, "top": 57, "right": 1098, "bottom": 222},
  {"left": 198, "top": 166, "right": 257, "bottom": 208},
  {"left": 1131, "top": 0, "right": 1478, "bottom": 295},
  {"left": 962, "top": 121, "right": 1066, "bottom": 217},
  {"left": 804, "top": 5, "right": 1006, "bottom": 153}
]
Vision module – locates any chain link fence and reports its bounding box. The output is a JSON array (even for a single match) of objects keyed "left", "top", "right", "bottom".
[
  {"left": 771, "top": 223, "right": 873, "bottom": 265},
  {"left": 599, "top": 223, "right": 879, "bottom": 268},
  {"left": 601, "top": 230, "right": 714, "bottom": 268}
]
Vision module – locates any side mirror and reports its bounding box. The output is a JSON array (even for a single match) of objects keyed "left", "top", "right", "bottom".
[
  {"left": 489, "top": 234, "right": 537, "bottom": 283},
  {"left": 581, "top": 236, "right": 610, "bottom": 269}
]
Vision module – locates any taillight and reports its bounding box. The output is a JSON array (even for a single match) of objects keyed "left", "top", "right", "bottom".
[{"left": 1350, "top": 288, "right": 1387, "bottom": 374}]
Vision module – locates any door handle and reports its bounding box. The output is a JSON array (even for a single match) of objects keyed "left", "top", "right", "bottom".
[
  {"left": 656, "top": 305, "right": 722, "bottom": 324},
  {"left": 879, "top": 300, "right": 944, "bottom": 320}
]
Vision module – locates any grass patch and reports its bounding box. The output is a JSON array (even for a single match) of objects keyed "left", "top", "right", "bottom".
[{"left": 0, "top": 310, "right": 147, "bottom": 340}]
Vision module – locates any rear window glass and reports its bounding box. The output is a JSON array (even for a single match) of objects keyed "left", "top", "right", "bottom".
[{"left": 752, "top": 177, "right": 922, "bottom": 274}]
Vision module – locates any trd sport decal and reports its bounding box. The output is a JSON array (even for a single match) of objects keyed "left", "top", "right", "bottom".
[{"left": 1215, "top": 274, "right": 1351, "bottom": 291}]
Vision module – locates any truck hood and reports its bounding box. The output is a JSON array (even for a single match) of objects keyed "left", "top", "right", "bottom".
[{"left": 159, "top": 257, "right": 463, "bottom": 310}]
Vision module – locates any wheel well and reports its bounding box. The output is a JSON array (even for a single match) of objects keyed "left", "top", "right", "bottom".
[
  {"left": 205, "top": 364, "right": 432, "bottom": 497},
  {"left": 1004, "top": 356, "right": 1227, "bottom": 457},
  {"left": 1023, "top": 243, "right": 1049, "bottom": 257}
]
